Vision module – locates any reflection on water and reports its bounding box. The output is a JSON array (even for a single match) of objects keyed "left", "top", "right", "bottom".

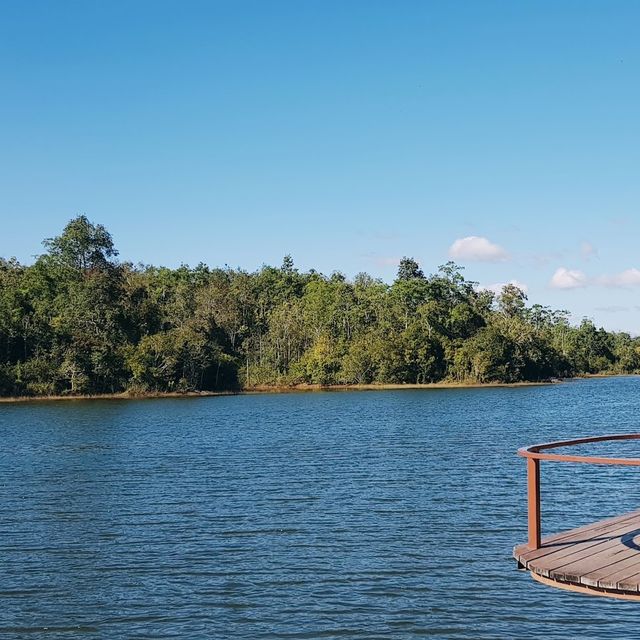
[{"left": 2, "top": 378, "right": 640, "bottom": 638}]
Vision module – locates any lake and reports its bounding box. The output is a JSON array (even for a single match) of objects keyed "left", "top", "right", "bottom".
[{"left": 3, "top": 377, "right": 640, "bottom": 638}]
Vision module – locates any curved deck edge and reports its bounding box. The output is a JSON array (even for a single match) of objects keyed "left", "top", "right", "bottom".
[{"left": 530, "top": 572, "right": 640, "bottom": 601}]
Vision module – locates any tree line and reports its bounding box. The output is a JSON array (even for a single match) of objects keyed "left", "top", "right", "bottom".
[{"left": 1, "top": 216, "right": 638, "bottom": 397}]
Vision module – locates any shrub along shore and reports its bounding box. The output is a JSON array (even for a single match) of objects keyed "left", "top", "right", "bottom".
[
  {"left": 1, "top": 217, "right": 638, "bottom": 399},
  {"left": 0, "top": 380, "right": 557, "bottom": 403}
]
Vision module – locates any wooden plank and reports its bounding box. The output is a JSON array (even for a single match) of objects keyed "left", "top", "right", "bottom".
[
  {"left": 617, "top": 569, "right": 640, "bottom": 592},
  {"left": 516, "top": 511, "right": 640, "bottom": 570},
  {"left": 514, "top": 509, "right": 640, "bottom": 564},
  {"left": 591, "top": 556, "right": 640, "bottom": 591},
  {"left": 554, "top": 539, "right": 640, "bottom": 584},
  {"left": 540, "top": 520, "right": 640, "bottom": 575},
  {"left": 531, "top": 572, "right": 640, "bottom": 601},
  {"left": 516, "top": 508, "right": 640, "bottom": 597},
  {"left": 579, "top": 549, "right": 640, "bottom": 588},
  {"left": 519, "top": 527, "right": 622, "bottom": 570}
]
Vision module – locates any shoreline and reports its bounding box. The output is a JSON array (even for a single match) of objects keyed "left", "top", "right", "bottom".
[
  {"left": 4, "top": 374, "right": 638, "bottom": 404},
  {"left": 0, "top": 380, "right": 558, "bottom": 404},
  {"left": 246, "top": 381, "right": 553, "bottom": 392}
]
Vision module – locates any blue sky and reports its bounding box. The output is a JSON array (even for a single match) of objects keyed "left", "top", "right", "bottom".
[{"left": 2, "top": 1, "right": 640, "bottom": 332}]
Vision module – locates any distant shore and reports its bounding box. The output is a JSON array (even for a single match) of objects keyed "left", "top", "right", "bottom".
[
  {"left": 0, "top": 390, "right": 238, "bottom": 404},
  {"left": 0, "top": 380, "right": 561, "bottom": 403},
  {"left": 247, "top": 381, "right": 553, "bottom": 392}
]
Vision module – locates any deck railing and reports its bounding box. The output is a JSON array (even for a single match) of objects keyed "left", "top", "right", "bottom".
[{"left": 518, "top": 434, "right": 640, "bottom": 550}]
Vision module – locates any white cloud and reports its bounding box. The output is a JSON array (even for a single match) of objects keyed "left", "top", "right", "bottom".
[
  {"left": 549, "top": 267, "right": 588, "bottom": 289},
  {"left": 482, "top": 279, "right": 529, "bottom": 296},
  {"left": 549, "top": 266, "right": 640, "bottom": 289},
  {"left": 448, "top": 236, "right": 509, "bottom": 262},
  {"left": 581, "top": 241, "right": 597, "bottom": 261},
  {"left": 596, "top": 268, "right": 640, "bottom": 287}
]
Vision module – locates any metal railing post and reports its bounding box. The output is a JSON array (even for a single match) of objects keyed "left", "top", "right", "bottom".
[{"left": 527, "top": 457, "right": 541, "bottom": 550}]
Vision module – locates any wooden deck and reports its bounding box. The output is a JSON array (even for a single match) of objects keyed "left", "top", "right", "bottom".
[{"left": 514, "top": 508, "right": 640, "bottom": 599}]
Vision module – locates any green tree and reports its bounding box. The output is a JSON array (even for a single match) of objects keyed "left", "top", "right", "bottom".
[
  {"left": 43, "top": 215, "right": 118, "bottom": 273},
  {"left": 396, "top": 257, "right": 425, "bottom": 281},
  {"left": 0, "top": 217, "right": 635, "bottom": 397}
]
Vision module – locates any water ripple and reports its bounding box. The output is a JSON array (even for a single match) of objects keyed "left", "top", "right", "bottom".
[{"left": 2, "top": 379, "right": 640, "bottom": 637}]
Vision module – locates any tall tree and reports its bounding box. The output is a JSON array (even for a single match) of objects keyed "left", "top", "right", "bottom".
[
  {"left": 396, "top": 257, "right": 425, "bottom": 281},
  {"left": 0, "top": 217, "right": 636, "bottom": 397}
]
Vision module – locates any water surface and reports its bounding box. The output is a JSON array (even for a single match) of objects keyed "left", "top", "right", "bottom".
[{"left": 3, "top": 378, "right": 640, "bottom": 638}]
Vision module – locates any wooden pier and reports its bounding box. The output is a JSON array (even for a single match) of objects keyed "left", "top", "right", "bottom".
[{"left": 515, "top": 434, "right": 640, "bottom": 600}]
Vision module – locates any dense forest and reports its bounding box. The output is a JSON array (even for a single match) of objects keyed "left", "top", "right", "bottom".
[{"left": 1, "top": 216, "right": 639, "bottom": 397}]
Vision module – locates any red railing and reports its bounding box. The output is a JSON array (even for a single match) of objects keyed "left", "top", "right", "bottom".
[{"left": 518, "top": 434, "right": 640, "bottom": 550}]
